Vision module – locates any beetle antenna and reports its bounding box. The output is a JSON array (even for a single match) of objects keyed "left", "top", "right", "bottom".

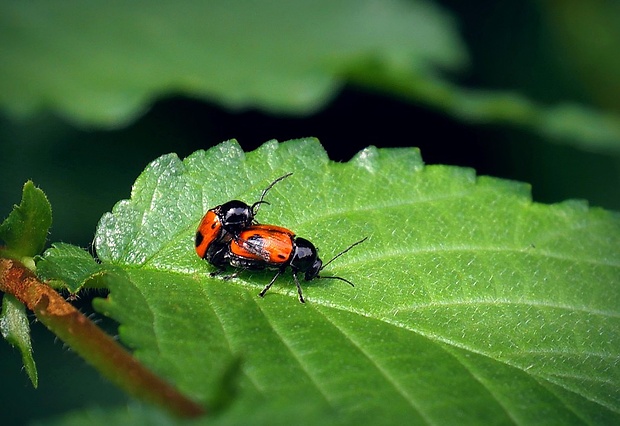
[
  {"left": 250, "top": 200, "right": 270, "bottom": 218},
  {"left": 320, "top": 237, "right": 368, "bottom": 271},
  {"left": 318, "top": 275, "right": 356, "bottom": 288},
  {"left": 252, "top": 172, "right": 293, "bottom": 215}
]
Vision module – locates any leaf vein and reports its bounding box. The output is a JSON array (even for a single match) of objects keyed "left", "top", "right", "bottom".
[
  {"left": 315, "top": 307, "right": 434, "bottom": 426},
  {"left": 253, "top": 299, "right": 334, "bottom": 407},
  {"left": 400, "top": 298, "right": 620, "bottom": 319}
]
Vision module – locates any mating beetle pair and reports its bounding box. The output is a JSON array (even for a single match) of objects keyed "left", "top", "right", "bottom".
[{"left": 195, "top": 173, "right": 365, "bottom": 303}]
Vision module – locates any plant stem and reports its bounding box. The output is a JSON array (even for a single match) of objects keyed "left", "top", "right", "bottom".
[{"left": 0, "top": 258, "right": 205, "bottom": 418}]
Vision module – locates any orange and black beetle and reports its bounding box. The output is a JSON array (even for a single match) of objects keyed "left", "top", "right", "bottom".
[
  {"left": 223, "top": 224, "right": 366, "bottom": 303},
  {"left": 195, "top": 173, "right": 292, "bottom": 263}
]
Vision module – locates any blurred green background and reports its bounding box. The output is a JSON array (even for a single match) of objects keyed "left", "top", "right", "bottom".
[{"left": 1, "top": 1, "right": 619, "bottom": 424}]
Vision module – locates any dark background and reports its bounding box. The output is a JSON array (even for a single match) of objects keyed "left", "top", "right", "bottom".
[{"left": 1, "top": 1, "right": 618, "bottom": 424}]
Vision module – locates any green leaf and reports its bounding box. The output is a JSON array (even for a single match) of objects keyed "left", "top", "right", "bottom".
[
  {"left": 37, "top": 398, "right": 340, "bottom": 426},
  {"left": 0, "top": 0, "right": 463, "bottom": 126},
  {"left": 46, "top": 139, "right": 619, "bottom": 423},
  {"left": 0, "top": 180, "right": 52, "bottom": 260},
  {"left": 377, "top": 77, "right": 620, "bottom": 154},
  {"left": 1, "top": 293, "right": 38, "bottom": 388},
  {"left": 36, "top": 243, "right": 110, "bottom": 293},
  {"left": 3, "top": 1, "right": 618, "bottom": 152},
  {"left": 35, "top": 404, "right": 178, "bottom": 426}
]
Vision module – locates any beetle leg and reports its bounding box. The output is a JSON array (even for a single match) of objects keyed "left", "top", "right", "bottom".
[
  {"left": 210, "top": 268, "right": 245, "bottom": 280},
  {"left": 209, "top": 267, "right": 227, "bottom": 278},
  {"left": 259, "top": 270, "right": 283, "bottom": 298},
  {"left": 292, "top": 271, "right": 306, "bottom": 304}
]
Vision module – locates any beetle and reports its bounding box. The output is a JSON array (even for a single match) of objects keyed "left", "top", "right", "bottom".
[
  {"left": 223, "top": 224, "right": 367, "bottom": 303},
  {"left": 195, "top": 173, "right": 292, "bottom": 264}
]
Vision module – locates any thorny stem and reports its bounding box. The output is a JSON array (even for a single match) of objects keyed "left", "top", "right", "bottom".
[{"left": 0, "top": 258, "right": 205, "bottom": 418}]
